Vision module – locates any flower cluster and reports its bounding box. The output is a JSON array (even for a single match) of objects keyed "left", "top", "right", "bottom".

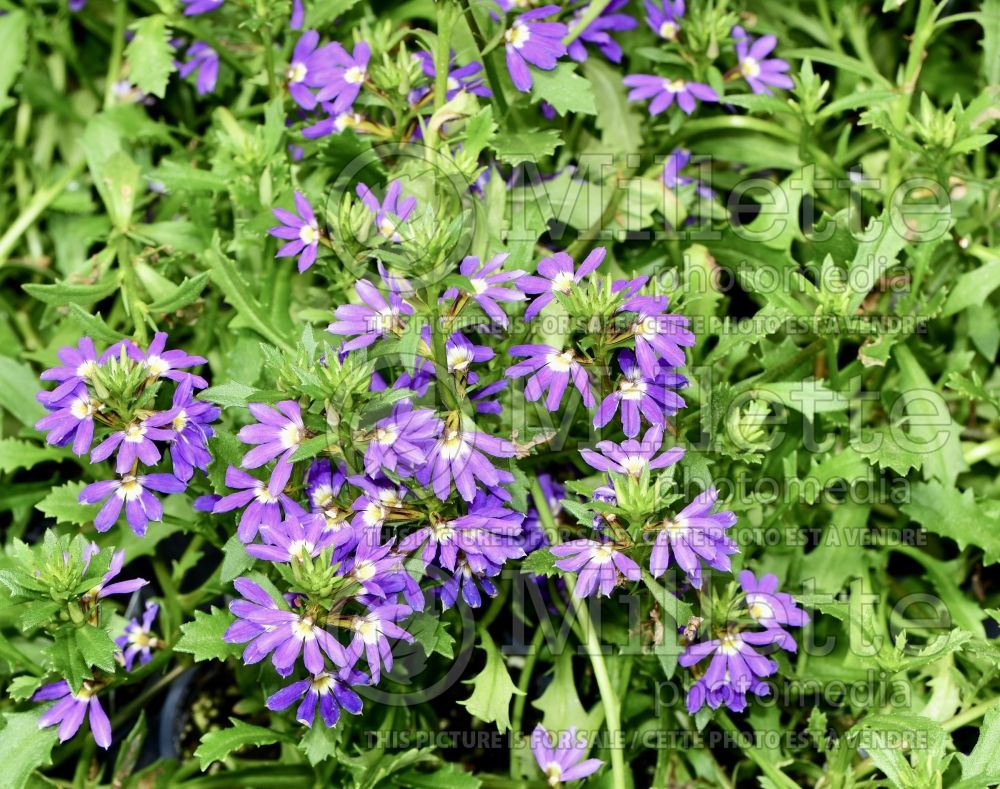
[{"left": 35, "top": 333, "right": 217, "bottom": 536}]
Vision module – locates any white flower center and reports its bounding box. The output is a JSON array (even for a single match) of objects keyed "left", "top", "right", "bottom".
[
  {"left": 748, "top": 595, "right": 775, "bottom": 621},
  {"left": 355, "top": 616, "right": 380, "bottom": 644},
  {"left": 145, "top": 355, "right": 170, "bottom": 377},
  {"left": 71, "top": 397, "right": 97, "bottom": 420},
  {"left": 299, "top": 222, "right": 320, "bottom": 245},
  {"left": 124, "top": 422, "right": 146, "bottom": 443},
  {"left": 364, "top": 502, "right": 388, "bottom": 525},
  {"left": 344, "top": 65, "right": 365, "bottom": 85},
  {"left": 551, "top": 270, "right": 575, "bottom": 293},
  {"left": 172, "top": 409, "right": 188, "bottom": 432},
  {"left": 620, "top": 378, "right": 647, "bottom": 400},
  {"left": 375, "top": 423, "right": 399, "bottom": 445},
  {"left": 590, "top": 543, "right": 616, "bottom": 564},
  {"left": 439, "top": 429, "right": 465, "bottom": 460},
  {"left": 621, "top": 455, "right": 647, "bottom": 476},
  {"left": 279, "top": 421, "right": 303, "bottom": 449},
  {"left": 77, "top": 360, "right": 97, "bottom": 379},
  {"left": 634, "top": 315, "right": 661, "bottom": 340},
  {"left": 447, "top": 76, "right": 460, "bottom": 91},
  {"left": 255, "top": 484, "right": 278, "bottom": 504},
  {"left": 311, "top": 484, "right": 334, "bottom": 509},
  {"left": 117, "top": 475, "right": 143, "bottom": 501},
  {"left": 287, "top": 539, "right": 314, "bottom": 560},
  {"left": 447, "top": 345, "right": 475, "bottom": 372},
  {"left": 663, "top": 78, "right": 687, "bottom": 94},
  {"left": 431, "top": 520, "right": 455, "bottom": 543},
  {"left": 287, "top": 62, "right": 308, "bottom": 84},
  {"left": 310, "top": 674, "right": 334, "bottom": 694},
  {"left": 546, "top": 349, "right": 575, "bottom": 373},
  {"left": 469, "top": 277, "right": 490, "bottom": 296},
  {"left": 659, "top": 21, "right": 679, "bottom": 40},
  {"left": 505, "top": 22, "right": 531, "bottom": 49},
  {"left": 740, "top": 57, "right": 761, "bottom": 78},
  {"left": 371, "top": 307, "right": 398, "bottom": 334},
  {"left": 354, "top": 560, "right": 376, "bottom": 581},
  {"left": 719, "top": 634, "right": 742, "bottom": 655},
  {"left": 292, "top": 616, "right": 317, "bottom": 641}
]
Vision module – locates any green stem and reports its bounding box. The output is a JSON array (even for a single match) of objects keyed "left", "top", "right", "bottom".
[
  {"left": 563, "top": 0, "right": 612, "bottom": 46},
  {"left": 0, "top": 160, "right": 87, "bottom": 263},
  {"left": 510, "top": 628, "right": 545, "bottom": 749},
  {"left": 964, "top": 436, "right": 1000, "bottom": 466},
  {"left": 456, "top": 0, "right": 509, "bottom": 117},
  {"left": 531, "top": 480, "right": 627, "bottom": 789},
  {"left": 716, "top": 711, "right": 798, "bottom": 789},
  {"left": 104, "top": 0, "right": 127, "bottom": 109},
  {"left": 152, "top": 559, "right": 182, "bottom": 639},
  {"left": 117, "top": 235, "right": 149, "bottom": 345}
]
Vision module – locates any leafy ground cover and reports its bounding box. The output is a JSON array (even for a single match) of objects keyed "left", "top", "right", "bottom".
[{"left": 1, "top": 0, "right": 999, "bottom": 787}]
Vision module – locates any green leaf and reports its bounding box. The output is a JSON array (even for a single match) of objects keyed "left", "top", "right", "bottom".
[
  {"left": 389, "top": 763, "right": 483, "bottom": 789},
  {"left": 194, "top": 719, "right": 291, "bottom": 769},
  {"left": 0, "top": 10, "right": 28, "bottom": 115},
  {"left": 75, "top": 624, "right": 118, "bottom": 673},
  {"left": 748, "top": 380, "right": 849, "bottom": 413},
  {"left": 126, "top": 16, "right": 175, "bottom": 99},
  {"left": 979, "top": 0, "right": 1000, "bottom": 85},
  {"left": 36, "top": 481, "right": 100, "bottom": 527},
  {"left": 407, "top": 612, "right": 455, "bottom": 660},
  {"left": 854, "top": 427, "right": 924, "bottom": 475},
  {"left": 146, "top": 272, "right": 211, "bottom": 312},
  {"left": 458, "top": 630, "right": 523, "bottom": 731},
  {"left": 23, "top": 275, "right": 121, "bottom": 307},
  {"left": 958, "top": 706, "right": 1000, "bottom": 784},
  {"left": 220, "top": 535, "right": 255, "bottom": 583},
  {"left": 0, "top": 711, "right": 59, "bottom": 788},
  {"left": 64, "top": 303, "right": 126, "bottom": 344},
  {"left": 174, "top": 607, "right": 241, "bottom": 662},
  {"left": 148, "top": 160, "right": 228, "bottom": 192},
  {"left": 0, "top": 440, "right": 60, "bottom": 475},
  {"left": 942, "top": 256, "right": 1000, "bottom": 317},
  {"left": 531, "top": 651, "right": 596, "bottom": 734},
  {"left": 585, "top": 58, "right": 642, "bottom": 153},
  {"left": 901, "top": 481, "right": 1000, "bottom": 565},
  {"left": 50, "top": 627, "right": 91, "bottom": 693},
  {"left": 112, "top": 713, "right": 148, "bottom": 787},
  {"left": 200, "top": 381, "right": 259, "bottom": 408},
  {"left": 530, "top": 63, "right": 596, "bottom": 116},
  {"left": 6, "top": 675, "right": 44, "bottom": 702},
  {"left": 492, "top": 130, "right": 563, "bottom": 166},
  {"left": 0, "top": 356, "right": 45, "bottom": 428},
  {"left": 520, "top": 548, "right": 559, "bottom": 577},
  {"left": 299, "top": 722, "right": 341, "bottom": 766}
]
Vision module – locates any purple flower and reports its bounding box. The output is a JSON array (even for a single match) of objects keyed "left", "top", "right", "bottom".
[
  {"left": 470, "top": 378, "right": 508, "bottom": 415},
  {"left": 341, "top": 538, "right": 404, "bottom": 598},
  {"left": 143, "top": 378, "right": 219, "bottom": 482},
  {"left": 357, "top": 180, "right": 417, "bottom": 242},
  {"left": 551, "top": 539, "right": 640, "bottom": 598},
  {"left": 180, "top": 0, "right": 223, "bottom": 15},
  {"left": 290, "top": 0, "right": 304, "bottom": 29},
  {"left": 344, "top": 601, "right": 413, "bottom": 682},
  {"left": 328, "top": 279, "right": 414, "bottom": 351},
  {"left": 593, "top": 351, "right": 687, "bottom": 438},
  {"left": 649, "top": 487, "right": 738, "bottom": 588},
  {"left": 90, "top": 418, "right": 173, "bottom": 475},
  {"left": 663, "top": 149, "right": 715, "bottom": 200},
  {"left": 266, "top": 670, "right": 365, "bottom": 728},
  {"left": 520, "top": 474, "right": 563, "bottom": 553},
  {"left": 449, "top": 253, "right": 525, "bottom": 328},
  {"left": 645, "top": 0, "right": 685, "bottom": 41},
  {"left": 401, "top": 492, "right": 525, "bottom": 571},
  {"left": 623, "top": 74, "right": 718, "bottom": 114},
  {"left": 679, "top": 631, "right": 781, "bottom": 713},
  {"left": 580, "top": 426, "right": 684, "bottom": 479},
  {"left": 38, "top": 337, "right": 111, "bottom": 405},
  {"left": 732, "top": 26, "right": 793, "bottom": 95},
  {"left": 313, "top": 41, "right": 371, "bottom": 113},
  {"left": 213, "top": 466, "right": 307, "bottom": 542},
  {"left": 440, "top": 557, "right": 501, "bottom": 609},
  {"left": 413, "top": 50, "right": 491, "bottom": 101},
  {"left": 620, "top": 295, "right": 695, "bottom": 376},
  {"left": 178, "top": 42, "right": 218, "bottom": 95},
  {"left": 286, "top": 31, "right": 340, "bottom": 110},
  {"left": 364, "top": 401, "right": 441, "bottom": 478},
  {"left": 415, "top": 422, "right": 516, "bottom": 502},
  {"left": 270, "top": 192, "right": 322, "bottom": 273},
  {"left": 68, "top": 0, "right": 87, "bottom": 10},
  {"left": 126, "top": 332, "right": 208, "bottom": 388},
  {"left": 115, "top": 601, "right": 160, "bottom": 671},
  {"left": 446, "top": 331, "right": 494, "bottom": 379},
  {"left": 33, "top": 681, "right": 112, "bottom": 748},
  {"left": 224, "top": 577, "right": 349, "bottom": 677},
  {"left": 246, "top": 513, "right": 344, "bottom": 563},
  {"left": 82, "top": 548, "right": 148, "bottom": 602},
  {"left": 567, "top": 0, "right": 636, "bottom": 63},
  {"left": 237, "top": 400, "right": 306, "bottom": 496},
  {"left": 35, "top": 384, "right": 100, "bottom": 456},
  {"left": 79, "top": 473, "right": 186, "bottom": 535},
  {"left": 349, "top": 476, "right": 409, "bottom": 536},
  {"left": 531, "top": 725, "right": 604, "bottom": 784},
  {"left": 739, "top": 570, "right": 809, "bottom": 647},
  {"left": 517, "top": 247, "right": 605, "bottom": 320},
  {"left": 504, "top": 5, "right": 568, "bottom": 92},
  {"left": 506, "top": 344, "right": 595, "bottom": 412}
]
